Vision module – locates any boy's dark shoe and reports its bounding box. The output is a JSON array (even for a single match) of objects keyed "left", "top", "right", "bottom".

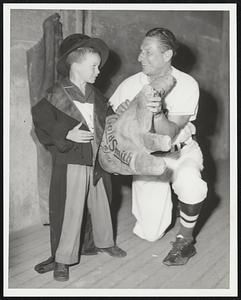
[
  {"left": 34, "top": 256, "right": 55, "bottom": 274},
  {"left": 96, "top": 245, "right": 127, "bottom": 257},
  {"left": 53, "top": 262, "right": 69, "bottom": 281},
  {"left": 162, "top": 237, "right": 196, "bottom": 266}
]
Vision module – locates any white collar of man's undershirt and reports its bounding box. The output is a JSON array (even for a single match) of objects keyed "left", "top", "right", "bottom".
[{"left": 142, "top": 66, "right": 175, "bottom": 85}]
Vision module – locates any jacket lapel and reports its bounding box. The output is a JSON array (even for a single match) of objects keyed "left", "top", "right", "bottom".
[
  {"left": 46, "top": 79, "right": 88, "bottom": 125},
  {"left": 46, "top": 78, "right": 109, "bottom": 164}
]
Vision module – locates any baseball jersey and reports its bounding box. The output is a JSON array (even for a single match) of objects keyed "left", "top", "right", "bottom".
[{"left": 109, "top": 66, "right": 199, "bottom": 122}]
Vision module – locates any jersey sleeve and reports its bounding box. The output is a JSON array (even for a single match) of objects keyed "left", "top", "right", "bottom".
[
  {"left": 108, "top": 83, "right": 125, "bottom": 112},
  {"left": 167, "top": 79, "right": 199, "bottom": 120},
  {"left": 108, "top": 72, "right": 148, "bottom": 112}
]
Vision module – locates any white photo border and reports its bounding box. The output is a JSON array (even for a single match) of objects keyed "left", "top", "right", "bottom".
[{"left": 3, "top": 2, "right": 237, "bottom": 297}]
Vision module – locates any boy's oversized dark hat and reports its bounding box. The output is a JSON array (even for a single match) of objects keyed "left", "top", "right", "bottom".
[{"left": 57, "top": 33, "right": 109, "bottom": 76}]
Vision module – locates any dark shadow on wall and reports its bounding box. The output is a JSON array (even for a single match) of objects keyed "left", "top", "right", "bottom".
[
  {"left": 95, "top": 50, "right": 122, "bottom": 95},
  {"left": 193, "top": 89, "right": 221, "bottom": 239},
  {"left": 171, "top": 43, "right": 221, "bottom": 239},
  {"left": 173, "top": 42, "right": 197, "bottom": 74},
  {"left": 166, "top": 91, "right": 221, "bottom": 239}
]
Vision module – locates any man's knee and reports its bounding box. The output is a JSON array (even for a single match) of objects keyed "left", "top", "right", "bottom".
[
  {"left": 133, "top": 223, "right": 165, "bottom": 242},
  {"left": 172, "top": 165, "right": 208, "bottom": 204}
]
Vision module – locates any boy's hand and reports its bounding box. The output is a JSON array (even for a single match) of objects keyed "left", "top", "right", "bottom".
[{"left": 66, "top": 123, "right": 94, "bottom": 143}]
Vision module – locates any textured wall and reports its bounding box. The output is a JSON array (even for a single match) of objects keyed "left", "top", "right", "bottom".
[
  {"left": 9, "top": 9, "right": 229, "bottom": 231},
  {"left": 9, "top": 9, "right": 84, "bottom": 231}
]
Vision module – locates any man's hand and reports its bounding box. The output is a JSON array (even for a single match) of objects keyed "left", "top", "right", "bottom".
[
  {"left": 144, "top": 85, "right": 163, "bottom": 114},
  {"left": 66, "top": 123, "right": 94, "bottom": 143},
  {"left": 115, "top": 99, "right": 130, "bottom": 116},
  {"left": 172, "top": 122, "right": 196, "bottom": 144}
]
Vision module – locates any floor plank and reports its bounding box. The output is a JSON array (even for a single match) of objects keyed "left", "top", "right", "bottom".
[{"left": 8, "top": 159, "right": 232, "bottom": 291}]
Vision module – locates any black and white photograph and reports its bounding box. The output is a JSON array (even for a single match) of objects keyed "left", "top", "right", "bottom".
[{"left": 3, "top": 2, "right": 237, "bottom": 297}]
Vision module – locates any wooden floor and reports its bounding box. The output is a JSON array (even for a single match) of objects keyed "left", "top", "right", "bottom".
[{"left": 8, "top": 160, "right": 230, "bottom": 291}]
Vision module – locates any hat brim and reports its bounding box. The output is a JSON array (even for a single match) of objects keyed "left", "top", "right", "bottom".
[{"left": 57, "top": 38, "right": 109, "bottom": 76}]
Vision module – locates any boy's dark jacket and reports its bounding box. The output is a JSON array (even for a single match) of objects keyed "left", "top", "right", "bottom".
[{"left": 32, "top": 77, "right": 113, "bottom": 186}]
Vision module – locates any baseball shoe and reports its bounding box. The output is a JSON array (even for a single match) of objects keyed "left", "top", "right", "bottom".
[{"left": 162, "top": 236, "right": 196, "bottom": 266}]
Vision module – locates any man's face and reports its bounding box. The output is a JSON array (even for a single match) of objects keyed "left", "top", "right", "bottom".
[
  {"left": 138, "top": 36, "right": 169, "bottom": 76},
  {"left": 75, "top": 52, "right": 101, "bottom": 84}
]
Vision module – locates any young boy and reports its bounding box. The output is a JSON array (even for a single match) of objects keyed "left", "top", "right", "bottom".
[{"left": 32, "top": 34, "right": 126, "bottom": 282}]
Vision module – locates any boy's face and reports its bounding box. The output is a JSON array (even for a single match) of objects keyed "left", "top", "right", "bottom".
[{"left": 75, "top": 52, "right": 101, "bottom": 84}]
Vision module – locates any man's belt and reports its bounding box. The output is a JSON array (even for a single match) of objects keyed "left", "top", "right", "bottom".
[
  {"left": 170, "top": 134, "right": 196, "bottom": 153},
  {"left": 170, "top": 141, "right": 186, "bottom": 153},
  {"left": 152, "top": 135, "right": 196, "bottom": 156}
]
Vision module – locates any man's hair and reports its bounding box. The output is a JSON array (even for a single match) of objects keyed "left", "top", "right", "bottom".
[
  {"left": 145, "top": 28, "right": 179, "bottom": 56},
  {"left": 66, "top": 47, "right": 100, "bottom": 66}
]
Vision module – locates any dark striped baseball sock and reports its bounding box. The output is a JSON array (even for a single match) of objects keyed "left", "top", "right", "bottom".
[{"left": 177, "top": 201, "right": 204, "bottom": 242}]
